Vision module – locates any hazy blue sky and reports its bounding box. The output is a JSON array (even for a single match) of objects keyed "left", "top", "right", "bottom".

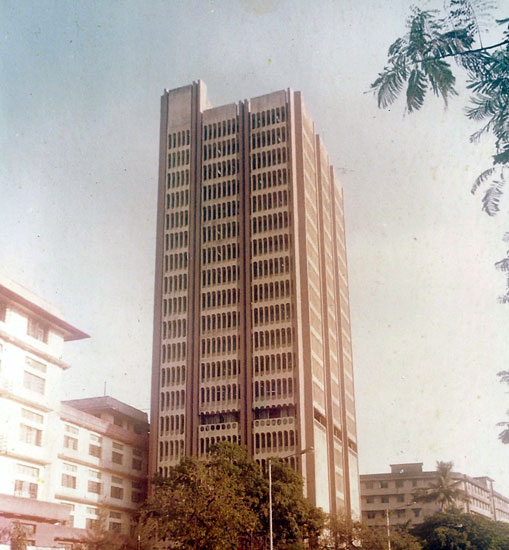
[{"left": 2, "top": 0, "right": 508, "bottom": 493}]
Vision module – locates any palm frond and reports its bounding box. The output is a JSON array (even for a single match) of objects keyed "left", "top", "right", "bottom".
[
  {"left": 493, "top": 145, "right": 509, "bottom": 165},
  {"left": 469, "top": 121, "right": 492, "bottom": 142},
  {"left": 497, "top": 370, "right": 509, "bottom": 384},
  {"left": 372, "top": 60, "right": 408, "bottom": 109},
  {"left": 495, "top": 256, "right": 509, "bottom": 272},
  {"left": 482, "top": 177, "right": 505, "bottom": 215},
  {"left": 471, "top": 167, "right": 495, "bottom": 193},
  {"left": 406, "top": 69, "right": 428, "bottom": 112}
]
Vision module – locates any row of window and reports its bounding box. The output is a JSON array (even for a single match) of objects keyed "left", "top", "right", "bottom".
[
  {"left": 161, "top": 365, "right": 186, "bottom": 387},
  {"left": 160, "top": 389, "right": 186, "bottom": 411},
  {"left": 202, "top": 179, "right": 239, "bottom": 202},
  {"left": 252, "top": 280, "right": 292, "bottom": 301},
  {"left": 203, "top": 119, "right": 237, "bottom": 141},
  {"left": 252, "top": 168, "right": 288, "bottom": 191},
  {"left": 164, "top": 274, "right": 188, "bottom": 294},
  {"left": 168, "top": 149, "right": 190, "bottom": 169},
  {"left": 364, "top": 509, "right": 421, "bottom": 520},
  {"left": 160, "top": 414, "right": 185, "bottom": 435},
  {"left": 159, "top": 438, "right": 185, "bottom": 461},
  {"left": 202, "top": 243, "right": 239, "bottom": 264},
  {"left": 166, "top": 189, "right": 189, "bottom": 209},
  {"left": 202, "top": 265, "right": 239, "bottom": 286},
  {"left": 200, "top": 359, "right": 240, "bottom": 380},
  {"left": 201, "top": 288, "right": 240, "bottom": 309},
  {"left": 251, "top": 127, "right": 286, "bottom": 149},
  {"left": 252, "top": 234, "right": 291, "bottom": 256},
  {"left": 201, "top": 335, "right": 239, "bottom": 355},
  {"left": 251, "top": 148, "right": 287, "bottom": 170},
  {"left": 253, "top": 352, "right": 294, "bottom": 374},
  {"left": 165, "top": 210, "right": 189, "bottom": 229},
  {"left": 165, "top": 230, "right": 188, "bottom": 251},
  {"left": 363, "top": 479, "right": 420, "bottom": 489},
  {"left": 202, "top": 221, "right": 239, "bottom": 243},
  {"left": 164, "top": 252, "right": 188, "bottom": 272},
  {"left": 168, "top": 130, "right": 190, "bottom": 149},
  {"left": 203, "top": 139, "right": 237, "bottom": 160},
  {"left": 253, "top": 377, "right": 294, "bottom": 400},
  {"left": 200, "top": 384, "right": 240, "bottom": 405},
  {"left": 253, "top": 327, "right": 293, "bottom": 350},
  {"left": 202, "top": 200, "right": 239, "bottom": 222},
  {"left": 163, "top": 296, "right": 187, "bottom": 316},
  {"left": 252, "top": 256, "right": 291, "bottom": 279},
  {"left": 252, "top": 211, "right": 290, "bottom": 234},
  {"left": 167, "top": 169, "right": 189, "bottom": 189},
  {"left": 203, "top": 160, "right": 239, "bottom": 180},
  {"left": 251, "top": 107, "right": 286, "bottom": 129},
  {"left": 162, "top": 319, "right": 187, "bottom": 340},
  {"left": 365, "top": 494, "right": 406, "bottom": 504},
  {"left": 254, "top": 429, "right": 296, "bottom": 452},
  {"left": 161, "top": 341, "right": 187, "bottom": 363},
  {"left": 253, "top": 303, "right": 292, "bottom": 325},
  {"left": 252, "top": 190, "right": 288, "bottom": 213},
  {"left": 201, "top": 311, "right": 239, "bottom": 332}
]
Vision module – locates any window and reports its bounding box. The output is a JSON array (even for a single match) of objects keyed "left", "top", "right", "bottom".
[
  {"left": 113, "top": 416, "right": 123, "bottom": 427},
  {"left": 132, "top": 458, "right": 142, "bottom": 471},
  {"left": 366, "top": 496, "right": 374, "bottom": 503},
  {"left": 380, "top": 481, "right": 388, "bottom": 489},
  {"left": 88, "top": 481, "right": 101, "bottom": 494},
  {"left": 17, "top": 463, "right": 39, "bottom": 479},
  {"left": 110, "top": 486, "right": 123, "bottom": 499},
  {"left": 14, "top": 480, "right": 38, "bottom": 499},
  {"left": 61, "top": 463, "right": 77, "bottom": 489},
  {"left": 64, "top": 435, "right": 78, "bottom": 450},
  {"left": 89, "top": 434, "right": 102, "bottom": 458},
  {"left": 413, "top": 508, "right": 421, "bottom": 517},
  {"left": 23, "top": 371, "right": 45, "bottom": 394},
  {"left": 112, "top": 441, "right": 124, "bottom": 450},
  {"left": 0, "top": 302, "right": 5, "bottom": 322},
  {"left": 381, "top": 496, "right": 389, "bottom": 503},
  {"left": 25, "top": 356, "right": 46, "bottom": 373},
  {"left": 20, "top": 424, "right": 42, "bottom": 446},
  {"left": 112, "top": 451, "right": 123, "bottom": 465},
  {"left": 22, "top": 408, "right": 43, "bottom": 424},
  {"left": 109, "top": 522, "right": 122, "bottom": 533},
  {"left": 396, "top": 480, "right": 404, "bottom": 488},
  {"left": 131, "top": 490, "right": 144, "bottom": 503},
  {"left": 412, "top": 479, "right": 418, "bottom": 487},
  {"left": 364, "top": 481, "right": 373, "bottom": 489},
  {"left": 65, "top": 424, "right": 79, "bottom": 435},
  {"left": 367, "top": 512, "right": 376, "bottom": 519},
  {"left": 397, "top": 494, "right": 405, "bottom": 502},
  {"left": 27, "top": 318, "right": 48, "bottom": 342}
]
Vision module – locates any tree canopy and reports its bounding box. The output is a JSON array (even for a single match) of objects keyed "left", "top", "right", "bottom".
[
  {"left": 412, "top": 510, "right": 509, "bottom": 550},
  {"left": 372, "top": 0, "right": 509, "bottom": 301},
  {"left": 137, "top": 442, "right": 325, "bottom": 550}
]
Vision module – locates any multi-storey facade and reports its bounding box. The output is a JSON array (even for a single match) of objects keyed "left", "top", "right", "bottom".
[
  {"left": 360, "top": 463, "right": 509, "bottom": 526},
  {"left": 0, "top": 276, "right": 149, "bottom": 548},
  {"left": 150, "top": 81, "right": 359, "bottom": 516}
]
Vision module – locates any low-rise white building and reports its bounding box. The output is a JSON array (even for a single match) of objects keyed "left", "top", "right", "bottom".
[{"left": 0, "top": 276, "right": 148, "bottom": 548}]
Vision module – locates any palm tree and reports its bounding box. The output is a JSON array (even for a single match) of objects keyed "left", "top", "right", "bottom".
[{"left": 413, "top": 461, "right": 468, "bottom": 512}]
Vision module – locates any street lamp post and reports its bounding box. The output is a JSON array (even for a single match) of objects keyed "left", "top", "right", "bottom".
[{"left": 268, "top": 447, "right": 314, "bottom": 550}]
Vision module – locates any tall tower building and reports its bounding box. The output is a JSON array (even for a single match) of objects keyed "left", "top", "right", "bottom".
[{"left": 150, "top": 81, "right": 360, "bottom": 517}]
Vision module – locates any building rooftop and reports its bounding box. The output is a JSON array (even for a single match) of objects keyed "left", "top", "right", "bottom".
[
  {"left": 0, "top": 274, "right": 89, "bottom": 341},
  {"left": 62, "top": 395, "right": 148, "bottom": 424}
]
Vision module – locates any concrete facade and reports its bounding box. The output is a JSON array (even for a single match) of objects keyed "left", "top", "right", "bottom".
[
  {"left": 360, "top": 463, "right": 509, "bottom": 527},
  {"left": 150, "top": 81, "right": 360, "bottom": 517},
  {"left": 0, "top": 276, "right": 148, "bottom": 548}
]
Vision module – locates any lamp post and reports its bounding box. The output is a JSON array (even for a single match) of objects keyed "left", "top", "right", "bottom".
[{"left": 268, "top": 446, "right": 314, "bottom": 550}]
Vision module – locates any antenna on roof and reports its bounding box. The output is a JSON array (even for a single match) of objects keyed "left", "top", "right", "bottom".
[{"left": 104, "top": 381, "right": 107, "bottom": 396}]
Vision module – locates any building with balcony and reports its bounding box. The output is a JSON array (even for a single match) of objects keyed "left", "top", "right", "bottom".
[
  {"left": 360, "top": 462, "right": 509, "bottom": 526},
  {"left": 0, "top": 276, "right": 149, "bottom": 548},
  {"left": 150, "top": 82, "right": 360, "bottom": 517}
]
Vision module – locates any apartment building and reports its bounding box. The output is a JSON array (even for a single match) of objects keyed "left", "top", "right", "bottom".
[
  {"left": 150, "top": 81, "right": 359, "bottom": 517},
  {"left": 0, "top": 276, "right": 148, "bottom": 548},
  {"left": 360, "top": 463, "right": 509, "bottom": 526}
]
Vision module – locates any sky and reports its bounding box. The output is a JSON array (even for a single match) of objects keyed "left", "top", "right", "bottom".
[{"left": 2, "top": 0, "right": 508, "bottom": 494}]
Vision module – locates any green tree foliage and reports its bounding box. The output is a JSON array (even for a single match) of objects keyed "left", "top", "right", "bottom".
[
  {"left": 9, "top": 522, "right": 27, "bottom": 550},
  {"left": 72, "top": 506, "right": 134, "bottom": 550},
  {"left": 320, "top": 513, "right": 422, "bottom": 550},
  {"left": 413, "top": 461, "right": 468, "bottom": 512},
  {"left": 137, "top": 442, "right": 324, "bottom": 550},
  {"left": 412, "top": 510, "right": 509, "bottom": 550},
  {"left": 372, "top": 1, "right": 509, "bottom": 301}
]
